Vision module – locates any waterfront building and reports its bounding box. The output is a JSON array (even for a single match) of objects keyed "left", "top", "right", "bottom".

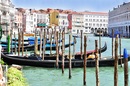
[
  {"left": 49, "top": 10, "right": 59, "bottom": 28},
  {"left": 71, "top": 12, "right": 84, "bottom": 34},
  {"left": 36, "top": 9, "right": 49, "bottom": 31},
  {"left": 14, "top": 8, "right": 24, "bottom": 33},
  {"left": 68, "top": 14, "right": 72, "bottom": 33},
  {"left": 71, "top": 11, "right": 108, "bottom": 34},
  {"left": 14, "top": 8, "right": 49, "bottom": 33},
  {"left": 58, "top": 12, "right": 69, "bottom": 33},
  {"left": 108, "top": 2, "right": 130, "bottom": 37},
  {"left": 82, "top": 11, "right": 108, "bottom": 34},
  {"left": 23, "top": 9, "right": 34, "bottom": 32},
  {"left": 0, "top": 0, "right": 15, "bottom": 35}
]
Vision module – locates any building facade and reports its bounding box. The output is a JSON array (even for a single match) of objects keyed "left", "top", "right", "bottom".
[
  {"left": 58, "top": 13, "right": 69, "bottom": 33},
  {"left": 72, "top": 12, "right": 84, "bottom": 34},
  {"left": 71, "top": 11, "right": 108, "bottom": 34},
  {"left": 14, "top": 8, "right": 23, "bottom": 33},
  {"left": 0, "top": 0, "right": 15, "bottom": 35},
  {"left": 83, "top": 12, "right": 108, "bottom": 34},
  {"left": 108, "top": 2, "right": 130, "bottom": 37}
]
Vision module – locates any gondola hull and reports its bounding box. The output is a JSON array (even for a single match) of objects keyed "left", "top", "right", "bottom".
[{"left": 1, "top": 53, "right": 129, "bottom": 68}]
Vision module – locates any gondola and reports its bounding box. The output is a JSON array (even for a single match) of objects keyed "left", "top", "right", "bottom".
[
  {"left": 12, "top": 36, "right": 54, "bottom": 42},
  {"left": 2, "top": 42, "right": 75, "bottom": 51},
  {"left": 1, "top": 42, "right": 109, "bottom": 68},
  {"left": 1, "top": 51, "right": 129, "bottom": 68},
  {"left": 1, "top": 41, "right": 29, "bottom": 46},
  {"left": 75, "top": 42, "right": 107, "bottom": 59}
]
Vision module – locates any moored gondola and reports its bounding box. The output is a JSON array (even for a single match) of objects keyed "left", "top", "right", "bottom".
[
  {"left": 1, "top": 52, "right": 129, "bottom": 68},
  {"left": 1, "top": 42, "right": 110, "bottom": 68},
  {"left": 2, "top": 42, "right": 75, "bottom": 51}
]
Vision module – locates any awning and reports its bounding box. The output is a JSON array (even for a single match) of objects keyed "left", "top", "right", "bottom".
[{"left": 37, "top": 23, "right": 47, "bottom": 27}]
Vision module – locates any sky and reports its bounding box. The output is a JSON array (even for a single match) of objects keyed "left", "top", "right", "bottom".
[{"left": 12, "top": 0, "right": 130, "bottom": 12}]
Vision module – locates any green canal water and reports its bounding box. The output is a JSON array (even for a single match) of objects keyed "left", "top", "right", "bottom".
[{"left": 4, "top": 34, "right": 130, "bottom": 86}]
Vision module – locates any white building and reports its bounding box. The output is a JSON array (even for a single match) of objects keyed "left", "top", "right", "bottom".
[
  {"left": 108, "top": 2, "right": 130, "bottom": 37},
  {"left": 36, "top": 10, "right": 49, "bottom": 31},
  {"left": 72, "top": 12, "right": 84, "bottom": 34},
  {"left": 83, "top": 12, "right": 108, "bottom": 34},
  {"left": 23, "top": 9, "right": 49, "bottom": 32},
  {"left": 24, "top": 9, "right": 34, "bottom": 32},
  {"left": 71, "top": 11, "right": 108, "bottom": 34},
  {"left": 58, "top": 13, "right": 69, "bottom": 33},
  {"left": 0, "top": 0, "right": 15, "bottom": 35}
]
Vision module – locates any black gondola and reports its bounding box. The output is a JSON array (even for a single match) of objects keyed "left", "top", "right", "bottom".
[
  {"left": 1, "top": 52, "right": 129, "bottom": 68},
  {"left": 1, "top": 42, "right": 109, "bottom": 68}
]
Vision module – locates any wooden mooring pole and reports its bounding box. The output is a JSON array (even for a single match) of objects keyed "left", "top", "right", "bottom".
[
  {"left": 69, "top": 34, "right": 72, "bottom": 79},
  {"left": 112, "top": 29, "right": 114, "bottom": 58},
  {"left": 56, "top": 31, "right": 59, "bottom": 68},
  {"left": 123, "top": 48, "right": 128, "bottom": 86},
  {"left": 99, "top": 29, "right": 101, "bottom": 59},
  {"left": 34, "top": 36, "right": 38, "bottom": 55},
  {"left": 50, "top": 29, "right": 53, "bottom": 55},
  {"left": 95, "top": 40, "right": 100, "bottom": 86},
  {"left": 42, "top": 29, "right": 46, "bottom": 60},
  {"left": 119, "top": 34, "right": 122, "bottom": 67},
  {"left": 22, "top": 31, "right": 24, "bottom": 56},
  {"left": 18, "top": 32, "right": 21, "bottom": 56},
  {"left": 62, "top": 30, "right": 65, "bottom": 74},
  {"left": 80, "top": 30, "right": 83, "bottom": 59},
  {"left": 114, "top": 35, "right": 118, "bottom": 86},
  {"left": 40, "top": 29, "right": 43, "bottom": 57},
  {"left": 73, "top": 37, "right": 76, "bottom": 58},
  {"left": 83, "top": 36, "right": 87, "bottom": 86}
]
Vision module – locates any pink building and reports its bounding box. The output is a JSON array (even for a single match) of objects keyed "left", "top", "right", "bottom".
[{"left": 14, "top": 8, "right": 25, "bottom": 32}]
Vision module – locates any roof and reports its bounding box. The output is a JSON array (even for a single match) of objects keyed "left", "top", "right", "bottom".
[{"left": 81, "top": 11, "right": 108, "bottom": 15}]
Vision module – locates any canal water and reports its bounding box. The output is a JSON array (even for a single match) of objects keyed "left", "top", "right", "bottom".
[{"left": 4, "top": 34, "right": 130, "bottom": 86}]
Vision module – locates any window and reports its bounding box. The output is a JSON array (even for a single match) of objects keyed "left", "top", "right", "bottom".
[{"left": 73, "top": 30, "right": 76, "bottom": 32}]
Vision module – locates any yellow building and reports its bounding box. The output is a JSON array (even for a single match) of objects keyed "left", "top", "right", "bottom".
[{"left": 49, "top": 10, "right": 59, "bottom": 26}]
